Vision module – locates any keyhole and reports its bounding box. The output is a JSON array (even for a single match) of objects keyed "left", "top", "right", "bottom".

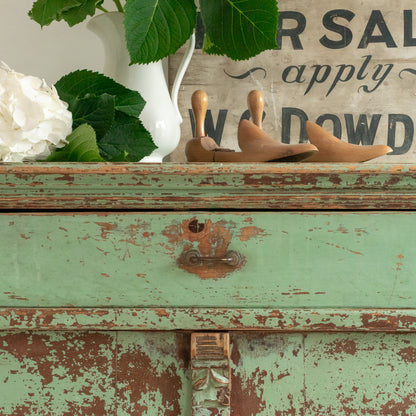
[{"left": 189, "top": 219, "right": 205, "bottom": 233}]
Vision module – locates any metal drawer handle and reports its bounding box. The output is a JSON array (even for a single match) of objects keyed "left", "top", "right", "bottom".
[{"left": 180, "top": 249, "right": 243, "bottom": 267}]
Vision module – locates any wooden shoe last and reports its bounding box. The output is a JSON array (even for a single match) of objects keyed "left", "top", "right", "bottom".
[
  {"left": 237, "top": 90, "right": 318, "bottom": 162},
  {"left": 305, "top": 121, "right": 393, "bottom": 162},
  {"left": 238, "top": 119, "right": 318, "bottom": 162},
  {"left": 186, "top": 90, "right": 317, "bottom": 162},
  {"left": 185, "top": 90, "right": 226, "bottom": 162}
]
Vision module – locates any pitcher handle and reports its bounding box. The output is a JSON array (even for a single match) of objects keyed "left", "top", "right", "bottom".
[{"left": 171, "top": 32, "right": 196, "bottom": 124}]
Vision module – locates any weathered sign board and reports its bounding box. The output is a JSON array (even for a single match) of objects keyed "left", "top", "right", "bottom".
[{"left": 169, "top": 0, "right": 416, "bottom": 163}]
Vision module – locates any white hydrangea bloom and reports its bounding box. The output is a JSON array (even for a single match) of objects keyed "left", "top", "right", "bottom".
[{"left": 0, "top": 63, "right": 72, "bottom": 162}]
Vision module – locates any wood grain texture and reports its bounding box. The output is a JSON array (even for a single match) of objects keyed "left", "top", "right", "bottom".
[
  {"left": 2, "top": 308, "right": 416, "bottom": 332},
  {"left": 1, "top": 163, "right": 416, "bottom": 210}
]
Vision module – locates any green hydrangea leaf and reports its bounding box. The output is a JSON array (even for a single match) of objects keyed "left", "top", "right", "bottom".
[
  {"left": 55, "top": 70, "right": 156, "bottom": 161},
  {"left": 70, "top": 93, "right": 115, "bottom": 140},
  {"left": 47, "top": 124, "right": 104, "bottom": 162},
  {"left": 29, "top": 0, "right": 81, "bottom": 27},
  {"left": 202, "top": 34, "right": 225, "bottom": 56},
  {"left": 61, "top": 0, "right": 104, "bottom": 27},
  {"left": 115, "top": 90, "right": 147, "bottom": 118},
  {"left": 55, "top": 70, "right": 145, "bottom": 117},
  {"left": 200, "top": 0, "right": 278, "bottom": 60},
  {"left": 124, "top": 0, "right": 197, "bottom": 64},
  {"left": 98, "top": 112, "right": 156, "bottom": 162}
]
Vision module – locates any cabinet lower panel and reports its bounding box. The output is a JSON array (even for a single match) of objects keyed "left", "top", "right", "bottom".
[{"left": 1, "top": 331, "right": 416, "bottom": 415}]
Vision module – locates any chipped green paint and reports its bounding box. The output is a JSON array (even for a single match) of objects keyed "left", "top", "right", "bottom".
[
  {"left": 1, "top": 162, "right": 416, "bottom": 414},
  {"left": 304, "top": 333, "right": 416, "bottom": 414},
  {"left": 230, "top": 333, "right": 304, "bottom": 415},
  {"left": 0, "top": 163, "right": 416, "bottom": 210},
  {"left": 0, "top": 331, "right": 191, "bottom": 415},
  {"left": 229, "top": 332, "right": 416, "bottom": 415},
  {"left": 2, "top": 331, "right": 416, "bottom": 414},
  {"left": 0, "top": 331, "right": 117, "bottom": 415},
  {"left": 115, "top": 332, "right": 191, "bottom": 416},
  {"left": 0, "top": 212, "right": 415, "bottom": 308},
  {"left": 1, "top": 308, "right": 416, "bottom": 332}
]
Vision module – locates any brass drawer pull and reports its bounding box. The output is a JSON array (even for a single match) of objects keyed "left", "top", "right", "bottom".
[{"left": 180, "top": 249, "right": 243, "bottom": 267}]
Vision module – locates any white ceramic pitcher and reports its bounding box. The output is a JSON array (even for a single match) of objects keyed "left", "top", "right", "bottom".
[{"left": 87, "top": 12, "right": 195, "bottom": 162}]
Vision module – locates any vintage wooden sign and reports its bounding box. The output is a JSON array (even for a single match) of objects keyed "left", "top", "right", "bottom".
[{"left": 169, "top": 0, "right": 416, "bottom": 163}]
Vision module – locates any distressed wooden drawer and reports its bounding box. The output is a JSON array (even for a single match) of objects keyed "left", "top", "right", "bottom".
[{"left": 1, "top": 211, "right": 414, "bottom": 309}]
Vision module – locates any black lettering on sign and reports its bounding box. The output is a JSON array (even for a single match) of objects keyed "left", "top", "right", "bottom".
[
  {"left": 359, "top": 63, "right": 393, "bottom": 93},
  {"left": 282, "top": 65, "right": 306, "bottom": 83},
  {"left": 281, "top": 108, "right": 308, "bottom": 143},
  {"left": 358, "top": 10, "right": 397, "bottom": 48},
  {"left": 304, "top": 65, "right": 331, "bottom": 95},
  {"left": 277, "top": 11, "right": 306, "bottom": 50},
  {"left": 281, "top": 55, "right": 393, "bottom": 96},
  {"left": 399, "top": 68, "right": 416, "bottom": 78},
  {"left": 327, "top": 64, "right": 355, "bottom": 96},
  {"left": 356, "top": 55, "right": 372, "bottom": 80},
  {"left": 320, "top": 9, "right": 355, "bottom": 49},
  {"left": 388, "top": 114, "right": 414, "bottom": 155},
  {"left": 345, "top": 114, "right": 381, "bottom": 145},
  {"left": 404, "top": 10, "right": 416, "bottom": 47},
  {"left": 224, "top": 68, "right": 267, "bottom": 79},
  {"left": 316, "top": 114, "right": 342, "bottom": 138},
  {"left": 189, "top": 109, "right": 228, "bottom": 145}
]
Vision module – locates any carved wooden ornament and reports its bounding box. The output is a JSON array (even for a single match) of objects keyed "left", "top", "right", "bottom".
[{"left": 191, "top": 333, "right": 231, "bottom": 415}]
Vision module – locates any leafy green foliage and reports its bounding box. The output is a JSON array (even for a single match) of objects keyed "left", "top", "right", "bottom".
[
  {"left": 199, "top": 0, "right": 278, "bottom": 60},
  {"left": 99, "top": 113, "right": 156, "bottom": 161},
  {"left": 47, "top": 124, "right": 104, "bottom": 162},
  {"left": 29, "top": 0, "right": 103, "bottom": 27},
  {"left": 70, "top": 93, "right": 115, "bottom": 139},
  {"left": 202, "top": 34, "right": 224, "bottom": 56},
  {"left": 60, "top": 0, "right": 104, "bottom": 26},
  {"left": 124, "top": 0, "right": 197, "bottom": 64},
  {"left": 55, "top": 70, "right": 145, "bottom": 117},
  {"left": 28, "top": 0, "right": 278, "bottom": 63},
  {"left": 54, "top": 70, "right": 155, "bottom": 162}
]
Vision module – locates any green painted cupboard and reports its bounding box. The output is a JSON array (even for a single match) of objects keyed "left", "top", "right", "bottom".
[{"left": 0, "top": 162, "right": 416, "bottom": 415}]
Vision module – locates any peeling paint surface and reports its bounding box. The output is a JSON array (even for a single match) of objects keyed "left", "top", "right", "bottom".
[
  {"left": 0, "top": 331, "right": 191, "bottom": 415},
  {"left": 2, "top": 308, "right": 416, "bottom": 332},
  {"left": 0, "top": 331, "right": 117, "bottom": 415},
  {"left": 304, "top": 333, "right": 416, "bottom": 415},
  {"left": 116, "top": 332, "right": 191, "bottom": 416},
  {"left": 0, "top": 212, "right": 415, "bottom": 308},
  {"left": 1, "top": 163, "right": 416, "bottom": 210},
  {"left": 1, "top": 163, "right": 416, "bottom": 414},
  {"left": 229, "top": 332, "right": 416, "bottom": 415},
  {"left": 1, "top": 331, "right": 416, "bottom": 414},
  {"left": 230, "top": 333, "right": 304, "bottom": 415}
]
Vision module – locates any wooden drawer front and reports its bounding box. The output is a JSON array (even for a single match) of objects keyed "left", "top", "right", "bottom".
[
  {"left": 1, "top": 331, "right": 415, "bottom": 415},
  {"left": 0, "top": 212, "right": 414, "bottom": 308}
]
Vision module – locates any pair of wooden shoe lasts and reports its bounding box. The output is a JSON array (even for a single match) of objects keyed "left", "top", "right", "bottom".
[{"left": 185, "top": 90, "right": 392, "bottom": 163}]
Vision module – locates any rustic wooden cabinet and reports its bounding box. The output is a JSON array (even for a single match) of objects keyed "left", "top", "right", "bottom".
[{"left": 1, "top": 163, "right": 416, "bottom": 415}]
